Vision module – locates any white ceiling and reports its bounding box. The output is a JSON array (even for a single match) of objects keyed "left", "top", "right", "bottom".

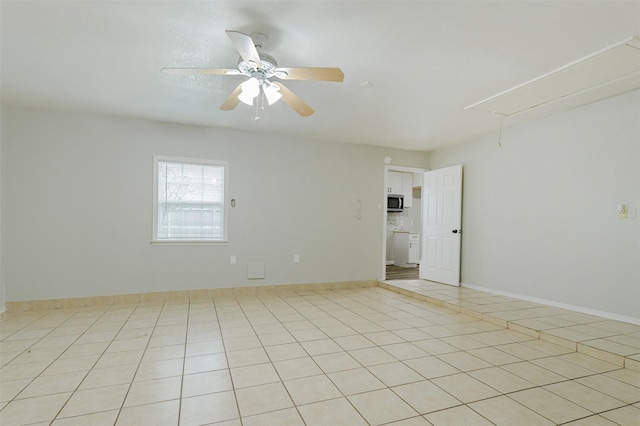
[{"left": 1, "top": 1, "right": 639, "bottom": 151}]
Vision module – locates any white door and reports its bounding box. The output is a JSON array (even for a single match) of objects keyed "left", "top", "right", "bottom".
[{"left": 420, "top": 165, "right": 463, "bottom": 286}]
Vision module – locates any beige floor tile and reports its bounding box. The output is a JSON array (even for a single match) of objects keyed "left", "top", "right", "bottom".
[
  {"left": 333, "top": 334, "right": 375, "bottom": 350},
  {"left": 432, "top": 373, "right": 500, "bottom": 403},
  {"left": 258, "top": 331, "right": 296, "bottom": 346},
  {"left": 222, "top": 335, "right": 262, "bottom": 352},
  {"left": 520, "top": 338, "right": 574, "bottom": 356},
  {"left": 42, "top": 354, "right": 100, "bottom": 376},
  {"left": 264, "top": 342, "right": 307, "bottom": 361},
  {"left": 285, "top": 374, "right": 342, "bottom": 405},
  {"left": 412, "top": 338, "right": 458, "bottom": 355},
  {"left": 440, "top": 335, "right": 487, "bottom": 350},
  {"left": 500, "top": 361, "right": 566, "bottom": 386},
  {"left": 182, "top": 369, "right": 232, "bottom": 397},
  {"left": 297, "top": 397, "right": 368, "bottom": 426},
  {"left": 124, "top": 376, "right": 182, "bottom": 407},
  {"left": 381, "top": 342, "right": 429, "bottom": 360},
  {"left": 0, "top": 392, "right": 71, "bottom": 425},
  {"left": 230, "top": 362, "right": 280, "bottom": 388},
  {"left": 424, "top": 404, "right": 494, "bottom": 425},
  {"left": 392, "top": 380, "right": 461, "bottom": 414},
  {"left": 58, "top": 383, "right": 129, "bottom": 418},
  {"left": 179, "top": 390, "right": 239, "bottom": 426},
  {"left": 384, "top": 416, "right": 431, "bottom": 425},
  {"left": 182, "top": 352, "right": 227, "bottom": 375},
  {"left": 226, "top": 347, "right": 269, "bottom": 368},
  {"left": 349, "top": 388, "right": 418, "bottom": 425},
  {"left": 531, "top": 356, "right": 595, "bottom": 379},
  {"left": 563, "top": 415, "right": 618, "bottom": 425},
  {"left": 0, "top": 361, "right": 49, "bottom": 382},
  {"left": 469, "top": 395, "right": 554, "bottom": 425},
  {"left": 236, "top": 381, "right": 293, "bottom": 417},
  {"left": 0, "top": 378, "right": 30, "bottom": 402},
  {"left": 404, "top": 356, "right": 460, "bottom": 379},
  {"left": 135, "top": 358, "right": 184, "bottom": 381},
  {"left": 79, "top": 363, "right": 138, "bottom": 389},
  {"left": 559, "top": 352, "right": 621, "bottom": 373},
  {"left": 115, "top": 399, "right": 172, "bottom": 422},
  {"left": 544, "top": 380, "right": 627, "bottom": 412},
  {"left": 106, "top": 337, "right": 149, "bottom": 353},
  {"left": 290, "top": 328, "right": 328, "bottom": 342},
  {"left": 599, "top": 404, "right": 640, "bottom": 425},
  {"left": 349, "top": 346, "right": 398, "bottom": 366},
  {"left": 273, "top": 356, "right": 323, "bottom": 380},
  {"left": 312, "top": 351, "right": 361, "bottom": 373},
  {"left": 185, "top": 340, "right": 224, "bottom": 357},
  {"left": 300, "top": 338, "right": 343, "bottom": 355},
  {"left": 369, "top": 361, "right": 424, "bottom": 386},
  {"left": 94, "top": 349, "right": 145, "bottom": 368},
  {"left": 8, "top": 346, "right": 66, "bottom": 365},
  {"left": 604, "top": 368, "right": 640, "bottom": 387},
  {"left": 392, "top": 328, "right": 432, "bottom": 342},
  {"left": 437, "top": 351, "right": 492, "bottom": 371},
  {"left": 468, "top": 366, "right": 536, "bottom": 393},
  {"left": 242, "top": 407, "right": 305, "bottom": 426},
  {"left": 52, "top": 409, "right": 119, "bottom": 425},
  {"left": 576, "top": 374, "right": 640, "bottom": 404},
  {"left": 17, "top": 371, "right": 85, "bottom": 399},
  {"left": 364, "top": 331, "right": 406, "bottom": 345},
  {"left": 467, "top": 346, "right": 521, "bottom": 365},
  {"left": 328, "top": 367, "right": 386, "bottom": 395},
  {"left": 30, "top": 336, "right": 78, "bottom": 351},
  {"left": 508, "top": 387, "right": 592, "bottom": 424}
]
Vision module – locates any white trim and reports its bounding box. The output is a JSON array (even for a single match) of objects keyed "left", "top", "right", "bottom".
[
  {"left": 151, "top": 240, "right": 228, "bottom": 246},
  {"left": 462, "top": 282, "right": 640, "bottom": 325},
  {"left": 152, "top": 155, "right": 229, "bottom": 244}
]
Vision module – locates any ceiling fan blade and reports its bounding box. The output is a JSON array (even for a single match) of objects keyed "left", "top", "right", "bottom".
[
  {"left": 226, "top": 30, "right": 262, "bottom": 68},
  {"left": 274, "top": 82, "right": 314, "bottom": 117},
  {"left": 275, "top": 67, "right": 344, "bottom": 82},
  {"left": 162, "top": 68, "right": 241, "bottom": 75},
  {"left": 219, "top": 83, "right": 244, "bottom": 111}
]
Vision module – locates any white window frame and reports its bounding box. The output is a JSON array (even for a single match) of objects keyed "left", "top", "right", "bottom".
[{"left": 152, "top": 155, "right": 229, "bottom": 245}]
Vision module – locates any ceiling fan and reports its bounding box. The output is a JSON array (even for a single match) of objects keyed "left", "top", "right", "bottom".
[{"left": 162, "top": 30, "right": 344, "bottom": 118}]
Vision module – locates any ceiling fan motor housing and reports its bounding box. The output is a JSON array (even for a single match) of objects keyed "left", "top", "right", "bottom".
[{"left": 238, "top": 52, "right": 278, "bottom": 80}]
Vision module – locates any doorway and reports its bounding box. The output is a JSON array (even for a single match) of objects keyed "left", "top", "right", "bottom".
[{"left": 381, "top": 165, "right": 427, "bottom": 281}]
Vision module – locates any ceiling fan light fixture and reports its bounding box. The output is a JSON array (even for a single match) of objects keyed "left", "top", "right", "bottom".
[
  {"left": 238, "top": 77, "right": 260, "bottom": 105},
  {"left": 263, "top": 83, "right": 282, "bottom": 105}
]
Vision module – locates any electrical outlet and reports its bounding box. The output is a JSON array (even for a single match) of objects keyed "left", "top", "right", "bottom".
[
  {"left": 294, "top": 254, "right": 300, "bottom": 263},
  {"left": 628, "top": 206, "right": 636, "bottom": 219},
  {"left": 230, "top": 255, "right": 236, "bottom": 264}
]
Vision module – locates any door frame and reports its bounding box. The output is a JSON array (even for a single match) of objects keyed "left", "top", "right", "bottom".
[{"left": 381, "top": 165, "right": 428, "bottom": 281}]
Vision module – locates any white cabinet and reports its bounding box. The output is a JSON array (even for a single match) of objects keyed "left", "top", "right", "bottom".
[
  {"left": 387, "top": 172, "right": 413, "bottom": 207},
  {"left": 393, "top": 232, "right": 420, "bottom": 267},
  {"left": 387, "top": 172, "right": 403, "bottom": 194}
]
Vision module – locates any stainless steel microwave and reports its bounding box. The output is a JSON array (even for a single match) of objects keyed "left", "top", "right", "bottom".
[{"left": 387, "top": 194, "right": 404, "bottom": 212}]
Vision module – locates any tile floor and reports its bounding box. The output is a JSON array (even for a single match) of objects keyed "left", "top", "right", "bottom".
[{"left": 1, "top": 283, "right": 639, "bottom": 425}]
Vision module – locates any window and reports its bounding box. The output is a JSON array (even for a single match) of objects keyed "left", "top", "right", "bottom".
[{"left": 152, "top": 156, "right": 228, "bottom": 244}]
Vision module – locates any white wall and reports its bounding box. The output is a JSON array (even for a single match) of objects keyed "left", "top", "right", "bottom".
[
  {"left": 2, "top": 106, "right": 428, "bottom": 302},
  {"left": 429, "top": 90, "right": 640, "bottom": 320}
]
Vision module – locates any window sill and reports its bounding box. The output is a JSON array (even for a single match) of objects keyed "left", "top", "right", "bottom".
[{"left": 151, "top": 240, "right": 228, "bottom": 246}]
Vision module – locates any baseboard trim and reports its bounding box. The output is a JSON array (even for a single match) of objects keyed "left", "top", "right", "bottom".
[
  {"left": 4, "top": 280, "right": 378, "bottom": 312},
  {"left": 462, "top": 282, "right": 640, "bottom": 326}
]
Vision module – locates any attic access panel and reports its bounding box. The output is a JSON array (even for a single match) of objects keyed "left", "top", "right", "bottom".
[{"left": 466, "top": 36, "right": 640, "bottom": 116}]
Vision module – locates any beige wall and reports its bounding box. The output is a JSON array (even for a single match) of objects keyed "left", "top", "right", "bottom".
[
  {"left": 429, "top": 90, "right": 640, "bottom": 321},
  {"left": 1, "top": 106, "right": 428, "bottom": 302}
]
